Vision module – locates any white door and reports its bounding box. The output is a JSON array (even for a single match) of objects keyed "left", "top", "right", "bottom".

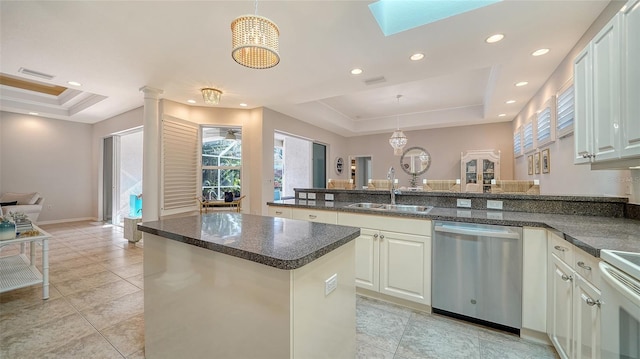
[
  {"left": 622, "top": 0, "right": 640, "bottom": 158},
  {"left": 549, "top": 254, "right": 574, "bottom": 359},
  {"left": 574, "top": 46, "right": 594, "bottom": 164},
  {"left": 354, "top": 228, "right": 379, "bottom": 291},
  {"left": 573, "top": 274, "right": 602, "bottom": 359},
  {"left": 592, "top": 15, "right": 621, "bottom": 162},
  {"left": 379, "top": 231, "right": 430, "bottom": 304}
]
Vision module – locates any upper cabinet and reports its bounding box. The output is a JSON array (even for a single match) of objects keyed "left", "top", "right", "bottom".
[
  {"left": 574, "top": 0, "right": 640, "bottom": 165},
  {"left": 622, "top": 0, "right": 640, "bottom": 157}
]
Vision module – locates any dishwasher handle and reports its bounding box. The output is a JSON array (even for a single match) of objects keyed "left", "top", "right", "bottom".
[{"left": 434, "top": 224, "right": 520, "bottom": 239}]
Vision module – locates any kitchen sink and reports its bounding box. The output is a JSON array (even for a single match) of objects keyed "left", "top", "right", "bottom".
[{"left": 348, "top": 203, "right": 432, "bottom": 213}]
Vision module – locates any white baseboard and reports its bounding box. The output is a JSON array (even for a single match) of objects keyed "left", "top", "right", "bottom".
[{"left": 37, "top": 217, "right": 96, "bottom": 225}]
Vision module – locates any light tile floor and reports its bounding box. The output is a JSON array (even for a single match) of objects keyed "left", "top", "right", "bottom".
[{"left": 0, "top": 221, "right": 559, "bottom": 359}]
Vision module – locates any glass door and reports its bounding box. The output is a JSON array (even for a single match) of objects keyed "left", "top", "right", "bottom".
[
  {"left": 465, "top": 159, "right": 478, "bottom": 186},
  {"left": 482, "top": 159, "right": 496, "bottom": 193}
]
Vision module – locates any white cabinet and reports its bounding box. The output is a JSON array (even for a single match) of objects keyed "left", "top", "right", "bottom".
[
  {"left": 547, "top": 232, "right": 602, "bottom": 359},
  {"left": 574, "top": 45, "right": 593, "bottom": 164},
  {"left": 549, "top": 253, "right": 575, "bottom": 359},
  {"left": 267, "top": 205, "right": 292, "bottom": 218},
  {"left": 291, "top": 208, "right": 337, "bottom": 224},
  {"left": 379, "top": 231, "right": 430, "bottom": 304},
  {"left": 574, "top": 0, "right": 640, "bottom": 164},
  {"left": 338, "top": 212, "right": 431, "bottom": 305},
  {"left": 460, "top": 150, "right": 500, "bottom": 193},
  {"left": 573, "top": 275, "right": 602, "bottom": 359},
  {"left": 522, "top": 228, "right": 548, "bottom": 335},
  {"left": 622, "top": 0, "right": 640, "bottom": 158}
]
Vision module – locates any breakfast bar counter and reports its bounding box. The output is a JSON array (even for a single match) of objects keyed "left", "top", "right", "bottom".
[{"left": 138, "top": 213, "right": 360, "bottom": 359}]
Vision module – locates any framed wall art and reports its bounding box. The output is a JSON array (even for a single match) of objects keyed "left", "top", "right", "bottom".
[
  {"left": 527, "top": 155, "right": 534, "bottom": 175},
  {"left": 542, "top": 149, "right": 550, "bottom": 174},
  {"left": 534, "top": 152, "right": 541, "bottom": 174}
]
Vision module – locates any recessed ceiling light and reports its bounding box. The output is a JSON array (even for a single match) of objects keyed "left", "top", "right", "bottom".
[
  {"left": 532, "top": 48, "right": 550, "bottom": 56},
  {"left": 28, "top": 112, "right": 39, "bottom": 115},
  {"left": 498, "top": 113, "right": 506, "bottom": 117},
  {"left": 67, "top": 81, "right": 82, "bottom": 86},
  {"left": 350, "top": 68, "right": 363, "bottom": 75},
  {"left": 515, "top": 81, "right": 529, "bottom": 87},
  {"left": 239, "top": 103, "right": 248, "bottom": 107},
  {"left": 485, "top": 33, "right": 504, "bottom": 43},
  {"left": 410, "top": 53, "right": 424, "bottom": 61},
  {"left": 506, "top": 100, "right": 516, "bottom": 104},
  {"left": 187, "top": 99, "right": 196, "bottom": 104}
]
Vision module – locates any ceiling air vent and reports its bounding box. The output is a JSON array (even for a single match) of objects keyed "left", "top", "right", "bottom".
[
  {"left": 18, "top": 67, "right": 55, "bottom": 80},
  {"left": 364, "top": 76, "right": 386, "bottom": 86}
]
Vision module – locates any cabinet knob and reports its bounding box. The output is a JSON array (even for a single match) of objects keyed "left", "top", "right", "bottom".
[
  {"left": 379, "top": 234, "right": 385, "bottom": 240},
  {"left": 373, "top": 234, "right": 378, "bottom": 239},
  {"left": 577, "top": 261, "right": 592, "bottom": 271},
  {"left": 561, "top": 274, "right": 572, "bottom": 282},
  {"left": 581, "top": 293, "right": 601, "bottom": 307},
  {"left": 554, "top": 245, "right": 568, "bottom": 252}
]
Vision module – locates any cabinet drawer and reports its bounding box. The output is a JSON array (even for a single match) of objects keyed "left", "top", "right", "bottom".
[
  {"left": 267, "top": 206, "right": 292, "bottom": 218},
  {"left": 549, "top": 231, "right": 574, "bottom": 264},
  {"left": 291, "top": 208, "right": 338, "bottom": 224},
  {"left": 574, "top": 247, "right": 601, "bottom": 289}
]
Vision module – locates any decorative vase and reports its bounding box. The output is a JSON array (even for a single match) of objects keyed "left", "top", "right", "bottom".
[{"left": 0, "top": 219, "right": 16, "bottom": 240}]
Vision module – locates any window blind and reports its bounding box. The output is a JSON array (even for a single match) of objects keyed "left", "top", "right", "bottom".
[
  {"left": 513, "top": 130, "right": 522, "bottom": 157},
  {"left": 537, "top": 107, "right": 552, "bottom": 144},
  {"left": 523, "top": 121, "right": 534, "bottom": 152},
  {"left": 161, "top": 117, "right": 199, "bottom": 216},
  {"left": 557, "top": 85, "right": 575, "bottom": 137}
]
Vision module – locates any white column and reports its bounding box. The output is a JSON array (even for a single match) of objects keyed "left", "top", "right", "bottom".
[{"left": 140, "top": 86, "right": 163, "bottom": 221}]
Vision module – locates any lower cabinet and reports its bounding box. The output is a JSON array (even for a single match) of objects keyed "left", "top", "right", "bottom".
[
  {"left": 547, "top": 233, "right": 602, "bottom": 359},
  {"left": 339, "top": 213, "right": 431, "bottom": 305}
]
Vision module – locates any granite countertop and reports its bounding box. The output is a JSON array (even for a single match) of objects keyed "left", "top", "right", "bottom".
[
  {"left": 138, "top": 212, "right": 360, "bottom": 270},
  {"left": 268, "top": 199, "right": 640, "bottom": 257}
]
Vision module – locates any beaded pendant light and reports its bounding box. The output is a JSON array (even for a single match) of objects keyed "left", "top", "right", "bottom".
[
  {"left": 231, "top": 1, "right": 280, "bottom": 69},
  {"left": 389, "top": 95, "right": 408, "bottom": 156}
]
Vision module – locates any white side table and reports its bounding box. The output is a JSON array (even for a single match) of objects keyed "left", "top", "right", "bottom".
[
  {"left": 124, "top": 217, "right": 142, "bottom": 243},
  {"left": 0, "top": 226, "right": 50, "bottom": 299}
]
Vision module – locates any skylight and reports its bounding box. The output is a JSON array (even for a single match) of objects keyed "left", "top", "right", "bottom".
[{"left": 369, "top": 0, "right": 502, "bottom": 36}]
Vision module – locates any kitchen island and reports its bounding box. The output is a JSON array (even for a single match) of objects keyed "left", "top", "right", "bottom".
[{"left": 138, "top": 213, "right": 360, "bottom": 359}]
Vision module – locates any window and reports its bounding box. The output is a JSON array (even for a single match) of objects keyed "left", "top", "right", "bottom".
[
  {"left": 201, "top": 127, "right": 242, "bottom": 200},
  {"left": 556, "top": 83, "right": 575, "bottom": 138},
  {"left": 536, "top": 96, "right": 556, "bottom": 147},
  {"left": 523, "top": 119, "right": 535, "bottom": 153},
  {"left": 513, "top": 128, "right": 523, "bottom": 157}
]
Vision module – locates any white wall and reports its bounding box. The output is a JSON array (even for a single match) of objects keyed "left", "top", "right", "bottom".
[
  {"left": 0, "top": 111, "right": 93, "bottom": 223},
  {"left": 345, "top": 122, "right": 514, "bottom": 188},
  {"left": 511, "top": 1, "right": 630, "bottom": 197}
]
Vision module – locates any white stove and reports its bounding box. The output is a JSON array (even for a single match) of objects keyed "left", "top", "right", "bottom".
[{"left": 599, "top": 249, "right": 640, "bottom": 359}]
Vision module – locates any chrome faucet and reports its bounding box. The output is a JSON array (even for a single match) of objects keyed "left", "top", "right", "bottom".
[{"left": 387, "top": 166, "right": 396, "bottom": 205}]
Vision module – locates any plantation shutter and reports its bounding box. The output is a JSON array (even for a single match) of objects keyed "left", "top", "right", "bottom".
[
  {"left": 556, "top": 85, "right": 575, "bottom": 138},
  {"left": 513, "top": 129, "right": 523, "bottom": 157},
  {"left": 523, "top": 120, "right": 534, "bottom": 153},
  {"left": 161, "top": 116, "right": 199, "bottom": 216},
  {"left": 536, "top": 107, "right": 553, "bottom": 144}
]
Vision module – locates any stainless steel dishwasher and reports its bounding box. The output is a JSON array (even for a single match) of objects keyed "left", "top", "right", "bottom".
[{"left": 432, "top": 221, "right": 523, "bottom": 334}]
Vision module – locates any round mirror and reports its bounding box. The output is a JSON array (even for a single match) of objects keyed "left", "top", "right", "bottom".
[{"left": 400, "top": 147, "right": 431, "bottom": 175}]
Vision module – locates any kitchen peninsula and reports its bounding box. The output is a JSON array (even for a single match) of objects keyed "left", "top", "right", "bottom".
[{"left": 138, "top": 213, "right": 360, "bottom": 359}]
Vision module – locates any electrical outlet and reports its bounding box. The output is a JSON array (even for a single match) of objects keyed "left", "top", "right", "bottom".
[
  {"left": 457, "top": 199, "right": 471, "bottom": 208},
  {"left": 325, "top": 274, "right": 338, "bottom": 296},
  {"left": 307, "top": 193, "right": 316, "bottom": 200},
  {"left": 324, "top": 193, "right": 334, "bottom": 201},
  {"left": 487, "top": 200, "right": 503, "bottom": 210},
  {"left": 299, "top": 192, "right": 307, "bottom": 199}
]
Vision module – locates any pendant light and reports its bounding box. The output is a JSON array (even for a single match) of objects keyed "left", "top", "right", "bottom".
[
  {"left": 389, "top": 95, "right": 408, "bottom": 156},
  {"left": 231, "top": 0, "right": 280, "bottom": 69}
]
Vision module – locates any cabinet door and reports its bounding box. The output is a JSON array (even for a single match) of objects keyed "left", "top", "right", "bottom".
[
  {"left": 354, "top": 229, "right": 379, "bottom": 291},
  {"left": 267, "top": 206, "right": 291, "bottom": 218},
  {"left": 622, "top": 0, "right": 640, "bottom": 158},
  {"left": 573, "top": 274, "right": 601, "bottom": 359},
  {"left": 592, "top": 15, "right": 621, "bottom": 162},
  {"left": 291, "top": 208, "right": 337, "bottom": 224},
  {"left": 379, "top": 231, "right": 430, "bottom": 305},
  {"left": 574, "top": 45, "right": 594, "bottom": 164},
  {"left": 549, "top": 254, "right": 574, "bottom": 359}
]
